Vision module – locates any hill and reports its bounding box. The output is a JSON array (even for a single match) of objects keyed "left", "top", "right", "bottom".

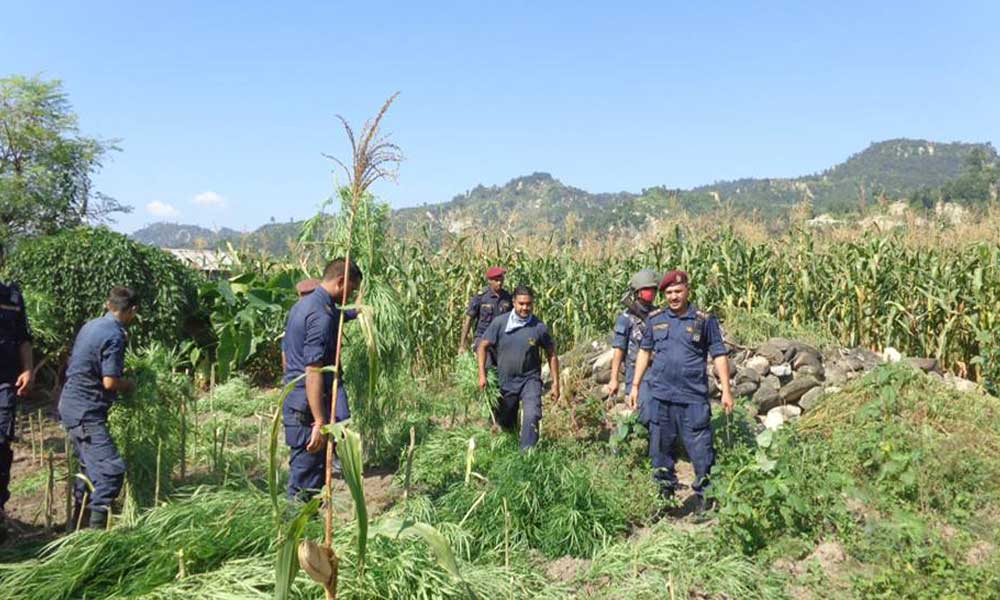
[
  {"left": 130, "top": 222, "right": 241, "bottom": 249},
  {"left": 131, "top": 138, "right": 996, "bottom": 250}
]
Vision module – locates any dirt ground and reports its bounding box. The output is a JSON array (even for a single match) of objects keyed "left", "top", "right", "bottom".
[{"left": 0, "top": 398, "right": 404, "bottom": 551}]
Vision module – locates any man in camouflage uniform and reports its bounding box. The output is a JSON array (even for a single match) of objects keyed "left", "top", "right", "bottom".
[{"left": 605, "top": 269, "right": 659, "bottom": 424}]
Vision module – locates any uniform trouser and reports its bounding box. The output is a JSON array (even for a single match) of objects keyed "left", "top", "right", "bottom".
[
  {"left": 65, "top": 420, "right": 127, "bottom": 510},
  {"left": 0, "top": 385, "right": 16, "bottom": 511},
  {"left": 648, "top": 401, "right": 715, "bottom": 497},
  {"left": 284, "top": 385, "right": 350, "bottom": 500},
  {"left": 494, "top": 379, "right": 543, "bottom": 450}
]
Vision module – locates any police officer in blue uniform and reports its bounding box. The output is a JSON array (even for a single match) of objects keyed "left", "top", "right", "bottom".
[
  {"left": 605, "top": 269, "right": 659, "bottom": 424},
  {"left": 281, "top": 258, "right": 362, "bottom": 500},
  {"left": 478, "top": 285, "right": 560, "bottom": 450},
  {"left": 59, "top": 287, "right": 138, "bottom": 529},
  {"left": 0, "top": 241, "right": 34, "bottom": 540},
  {"left": 629, "top": 270, "right": 733, "bottom": 511},
  {"left": 459, "top": 266, "right": 513, "bottom": 361}
]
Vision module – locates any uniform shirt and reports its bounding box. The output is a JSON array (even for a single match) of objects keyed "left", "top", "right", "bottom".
[
  {"left": 481, "top": 312, "right": 554, "bottom": 393},
  {"left": 0, "top": 283, "right": 32, "bottom": 384},
  {"left": 58, "top": 313, "right": 127, "bottom": 426},
  {"left": 466, "top": 287, "right": 513, "bottom": 344},
  {"left": 639, "top": 305, "right": 727, "bottom": 404},
  {"left": 611, "top": 309, "right": 649, "bottom": 390},
  {"left": 281, "top": 286, "right": 352, "bottom": 418}
]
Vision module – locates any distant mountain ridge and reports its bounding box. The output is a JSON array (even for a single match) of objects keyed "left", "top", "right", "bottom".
[{"left": 131, "top": 138, "right": 996, "bottom": 251}]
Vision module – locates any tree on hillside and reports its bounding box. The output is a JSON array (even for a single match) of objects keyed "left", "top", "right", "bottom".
[{"left": 0, "top": 75, "right": 130, "bottom": 239}]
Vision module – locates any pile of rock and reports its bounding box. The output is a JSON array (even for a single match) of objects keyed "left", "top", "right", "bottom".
[{"left": 560, "top": 336, "right": 977, "bottom": 432}]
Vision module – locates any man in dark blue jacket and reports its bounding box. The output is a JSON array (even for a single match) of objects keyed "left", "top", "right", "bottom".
[
  {"left": 281, "top": 258, "right": 361, "bottom": 500},
  {"left": 629, "top": 271, "right": 732, "bottom": 512},
  {"left": 477, "top": 285, "right": 560, "bottom": 449},
  {"left": 0, "top": 241, "right": 34, "bottom": 540},
  {"left": 59, "top": 287, "right": 138, "bottom": 529}
]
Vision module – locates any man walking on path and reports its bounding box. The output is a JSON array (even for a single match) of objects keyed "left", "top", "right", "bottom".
[
  {"left": 629, "top": 271, "right": 732, "bottom": 512},
  {"left": 460, "top": 266, "right": 512, "bottom": 364},
  {"left": 478, "top": 285, "right": 559, "bottom": 449}
]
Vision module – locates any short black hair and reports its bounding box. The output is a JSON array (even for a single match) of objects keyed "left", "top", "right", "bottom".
[
  {"left": 512, "top": 284, "right": 534, "bottom": 300},
  {"left": 108, "top": 287, "right": 139, "bottom": 312},
  {"left": 322, "top": 258, "right": 363, "bottom": 284}
]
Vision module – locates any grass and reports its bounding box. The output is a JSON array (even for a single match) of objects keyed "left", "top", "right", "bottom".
[
  {"left": 578, "top": 522, "right": 788, "bottom": 599},
  {"left": 402, "top": 427, "right": 663, "bottom": 560},
  {"left": 707, "top": 362, "right": 1000, "bottom": 597}
]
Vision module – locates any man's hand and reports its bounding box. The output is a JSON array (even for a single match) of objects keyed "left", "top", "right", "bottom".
[
  {"left": 603, "top": 377, "right": 619, "bottom": 398},
  {"left": 15, "top": 370, "right": 32, "bottom": 397},
  {"left": 550, "top": 384, "right": 560, "bottom": 403},
  {"left": 627, "top": 385, "right": 639, "bottom": 410},
  {"left": 720, "top": 389, "right": 734, "bottom": 415},
  {"left": 478, "top": 372, "right": 488, "bottom": 391},
  {"left": 458, "top": 345, "right": 469, "bottom": 354},
  {"left": 306, "top": 422, "right": 326, "bottom": 453}
]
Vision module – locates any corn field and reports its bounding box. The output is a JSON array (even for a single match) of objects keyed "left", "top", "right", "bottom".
[{"left": 385, "top": 228, "right": 1000, "bottom": 384}]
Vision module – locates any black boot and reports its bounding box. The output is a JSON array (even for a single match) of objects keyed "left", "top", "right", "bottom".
[{"left": 88, "top": 507, "right": 108, "bottom": 530}]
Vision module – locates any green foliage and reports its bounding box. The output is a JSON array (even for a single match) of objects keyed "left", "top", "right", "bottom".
[
  {"left": 607, "top": 411, "right": 649, "bottom": 468},
  {"left": 389, "top": 228, "right": 1000, "bottom": 388},
  {"left": 405, "top": 428, "right": 661, "bottom": 559},
  {"left": 108, "top": 344, "right": 192, "bottom": 505},
  {"left": 451, "top": 351, "right": 499, "bottom": 419},
  {"left": 0, "top": 488, "right": 277, "bottom": 599},
  {"left": 0, "top": 75, "right": 129, "bottom": 239},
  {"left": 208, "top": 375, "right": 275, "bottom": 418},
  {"left": 2, "top": 227, "right": 200, "bottom": 357},
  {"left": 195, "top": 265, "right": 299, "bottom": 383},
  {"left": 709, "top": 406, "right": 855, "bottom": 554},
  {"left": 705, "top": 364, "right": 1000, "bottom": 597},
  {"left": 579, "top": 522, "right": 788, "bottom": 599}
]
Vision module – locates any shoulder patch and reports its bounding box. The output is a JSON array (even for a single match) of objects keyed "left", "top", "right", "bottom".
[
  {"left": 647, "top": 308, "right": 665, "bottom": 318},
  {"left": 653, "top": 322, "right": 669, "bottom": 331},
  {"left": 695, "top": 310, "right": 711, "bottom": 320}
]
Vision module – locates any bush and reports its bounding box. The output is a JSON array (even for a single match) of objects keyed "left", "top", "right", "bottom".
[
  {"left": 2, "top": 227, "right": 200, "bottom": 357},
  {"left": 108, "top": 344, "right": 193, "bottom": 505},
  {"left": 404, "top": 428, "right": 662, "bottom": 559}
]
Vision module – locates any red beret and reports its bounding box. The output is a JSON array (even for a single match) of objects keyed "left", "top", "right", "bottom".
[
  {"left": 485, "top": 266, "right": 507, "bottom": 279},
  {"left": 295, "top": 278, "right": 321, "bottom": 296},
  {"left": 659, "top": 270, "right": 689, "bottom": 290}
]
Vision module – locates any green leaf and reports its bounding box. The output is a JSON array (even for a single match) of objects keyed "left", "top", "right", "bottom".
[
  {"left": 755, "top": 429, "right": 774, "bottom": 449},
  {"left": 372, "top": 518, "right": 465, "bottom": 582},
  {"left": 274, "top": 497, "right": 321, "bottom": 600},
  {"left": 755, "top": 448, "right": 777, "bottom": 473}
]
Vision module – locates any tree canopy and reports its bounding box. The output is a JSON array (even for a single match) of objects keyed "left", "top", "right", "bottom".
[{"left": 0, "top": 75, "right": 130, "bottom": 239}]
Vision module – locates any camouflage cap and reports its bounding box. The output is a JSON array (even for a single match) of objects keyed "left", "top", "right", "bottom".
[{"left": 629, "top": 269, "right": 660, "bottom": 290}]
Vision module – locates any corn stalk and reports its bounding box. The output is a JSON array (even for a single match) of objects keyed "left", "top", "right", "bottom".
[{"left": 321, "top": 93, "right": 402, "bottom": 600}]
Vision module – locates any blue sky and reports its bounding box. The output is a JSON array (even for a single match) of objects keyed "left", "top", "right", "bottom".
[{"left": 3, "top": 1, "right": 998, "bottom": 233}]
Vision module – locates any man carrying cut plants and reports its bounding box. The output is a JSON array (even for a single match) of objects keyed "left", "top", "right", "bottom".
[
  {"left": 58, "top": 287, "right": 138, "bottom": 530},
  {"left": 459, "top": 266, "right": 513, "bottom": 366},
  {"left": 629, "top": 270, "right": 733, "bottom": 513},
  {"left": 281, "top": 258, "right": 361, "bottom": 500},
  {"left": 605, "top": 268, "right": 660, "bottom": 424},
  {"left": 0, "top": 241, "right": 34, "bottom": 541},
  {"left": 478, "top": 285, "right": 559, "bottom": 449}
]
